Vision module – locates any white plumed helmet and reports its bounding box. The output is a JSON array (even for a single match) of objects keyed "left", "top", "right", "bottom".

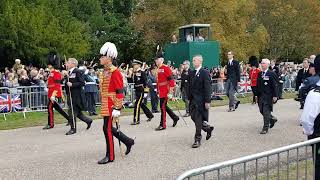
[{"left": 100, "top": 42, "right": 118, "bottom": 59}]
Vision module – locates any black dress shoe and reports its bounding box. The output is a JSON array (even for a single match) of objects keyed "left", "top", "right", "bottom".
[
  {"left": 155, "top": 126, "right": 166, "bottom": 131},
  {"left": 86, "top": 121, "right": 92, "bottom": 130},
  {"left": 43, "top": 125, "right": 53, "bottom": 130},
  {"left": 260, "top": 129, "right": 268, "bottom": 134},
  {"left": 183, "top": 113, "right": 190, "bottom": 117},
  {"left": 227, "top": 108, "right": 235, "bottom": 112},
  {"left": 206, "top": 127, "right": 214, "bottom": 140},
  {"left": 173, "top": 117, "right": 179, "bottom": 127},
  {"left": 125, "top": 139, "right": 135, "bottom": 155},
  {"left": 153, "top": 110, "right": 160, "bottom": 113},
  {"left": 66, "top": 122, "right": 70, "bottom": 126},
  {"left": 270, "top": 119, "right": 278, "bottom": 129},
  {"left": 146, "top": 117, "right": 153, "bottom": 122},
  {"left": 131, "top": 121, "right": 140, "bottom": 125},
  {"left": 192, "top": 141, "right": 201, "bottom": 148},
  {"left": 235, "top": 101, "right": 240, "bottom": 109},
  {"left": 97, "top": 157, "right": 113, "bottom": 164},
  {"left": 65, "top": 129, "right": 76, "bottom": 135}
]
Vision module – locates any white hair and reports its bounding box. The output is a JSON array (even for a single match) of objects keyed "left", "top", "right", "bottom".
[
  {"left": 193, "top": 55, "right": 203, "bottom": 62},
  {"left": 261, "top": 58, "right": 270, "bottom": 65},
  {"left": 68, "top": 58, "right": 78, "bottom": 66},
  {"left": 15, "top": 59, "right": 21, "bottom": 63},
  {"left": 183, "top": 60, "right": 190, "bottom": 66}
]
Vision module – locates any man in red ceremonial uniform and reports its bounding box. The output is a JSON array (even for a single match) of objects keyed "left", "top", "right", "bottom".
[
  {"left": 154, "top": 51, "right": 179, "bottom": 131},
  {"left": 249, "top": 56, "right": 260, "bottom": 104},
  {"left": 97, "top": 42, "right": 135, "bottom": 164},
  {"left": 43, "top": 51, "right": 70, "bottom": 129}
]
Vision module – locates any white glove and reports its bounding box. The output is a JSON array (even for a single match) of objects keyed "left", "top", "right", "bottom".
[
  {"left": 50, "top": 96, "right": 56, "bottom": 102},
  {"left": 168, "top": 93, "right": 173, "bottom": 99},
  {"left": 143, "top": 93, "right": 148, "bottom": 98},
  {"left": 112, "top": 109, "right": 121, "bottom": 118}
]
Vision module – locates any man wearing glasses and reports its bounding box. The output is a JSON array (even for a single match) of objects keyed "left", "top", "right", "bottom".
[{"left": 225, "top": 51, "right": 241, "bottom": 112}]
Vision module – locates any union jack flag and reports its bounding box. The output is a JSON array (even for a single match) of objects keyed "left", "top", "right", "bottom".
[
  {"left": 0, "top": 94, "right": 22, "bottom": 113},
  {"left": 11, "top": 94, "right": 22, "bottom": 112}
]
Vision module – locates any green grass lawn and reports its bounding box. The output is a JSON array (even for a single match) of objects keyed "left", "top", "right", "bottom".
[{"left": 0, "top": 92, "right": 297, "bottom": 130}]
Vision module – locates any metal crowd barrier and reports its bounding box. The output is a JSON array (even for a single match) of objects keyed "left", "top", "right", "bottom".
[
  {"left": 0, "top": 84, "right": 136, "bottom": 113},
  {"left": 0, "top": 75, "right": 296, "bottom": 114},
  {"left": 177, "top": 137, "right": 320, "bottom": 180}
]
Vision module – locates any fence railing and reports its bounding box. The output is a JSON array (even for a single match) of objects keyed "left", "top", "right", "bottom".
[
  {"left": 0, "top": 76, "right": 296, "bottom": 114},
  {"left": 176, "top": 137, "right": 320, "bottom": 180}
]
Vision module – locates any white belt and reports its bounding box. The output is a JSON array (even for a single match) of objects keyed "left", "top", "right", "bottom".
[
  {"left": 152, "top": 83, "right": 157, "bottom": 85},
  {"left": 86, "top": 82, "right": 96, "bottom": 85}
]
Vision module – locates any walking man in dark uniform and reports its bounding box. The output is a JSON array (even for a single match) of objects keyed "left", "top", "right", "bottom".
[
  {"left": 180, "top": 60, "right": 192, "bottom": 117},
  {"left": 147, "top": 64, "right": 159, "bottom": 113},
  {"left": 225, "top": 51, "right": 241, "bottom": 112},
  {"left": 257, "top": 58, "right": 278, "bottom": 134},
  {"left": 65, "top": 58, "right": 93, "bottom": 135},
  {"left": 131, "top": 59, "right": 154, "bottom": 125},
  {"left": 189, "top": 55, "right": 214, "bottom": 148}
]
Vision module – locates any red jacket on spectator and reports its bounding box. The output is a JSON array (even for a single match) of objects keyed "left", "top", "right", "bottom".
[
  {"left": 157, "top": 64, "right": 175, "bottom": 98},
  {"left": 249, "top": 68, "right": 260, "bottom": 87},
  {"left": 47, "top": 69, "right": 62, "bottom": 98}
]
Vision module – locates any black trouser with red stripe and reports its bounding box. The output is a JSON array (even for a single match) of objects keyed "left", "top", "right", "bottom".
[
  {"left": 47, "top": 98, "right": 69, "bottom": 128},
  {"left": 133, "top": 91, "right": 154, "bottom": 123},
  {"left": 103, "top": 116, "right": 134, "bottom": 161},
  {"left": 159, "top": 97, "right": 179, "bottom": 128}
]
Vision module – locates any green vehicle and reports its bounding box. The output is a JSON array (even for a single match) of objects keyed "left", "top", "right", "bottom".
[{"left": 164, "top": 24, "right": 220, "bottom": 68}]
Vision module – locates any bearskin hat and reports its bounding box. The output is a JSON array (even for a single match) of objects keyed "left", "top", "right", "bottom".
[
  {"left": 155, "top": 45, "right": 164, "bottom": 60},
  {"left": 249, "top": 56, "right": 259, "bottom": 67},
  {"left": 47, "top": 51, "right": 60, "bottom": 69}
]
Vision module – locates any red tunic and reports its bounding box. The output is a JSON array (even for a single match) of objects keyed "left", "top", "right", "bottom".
[
  {"left": 157, "top": 65, "right": 175, "bottom": 98},
  {"left": 99, "top": 66, "right": 124, "bottom": 117},
  {"left": 249, "top": 68, "right": 260, "bottom": 87},
  {"left": 47, "top": 70, "right": 62, "bottom": 98}
]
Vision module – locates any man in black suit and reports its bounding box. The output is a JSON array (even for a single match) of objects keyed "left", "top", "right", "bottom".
[
  {"left": 189, "top": 55, "right": 214, "bottom": 148},
  {"left": 295, "top": 59, "right": 311, "bottom": 108},
  {"left": 180, "top": 60, "right": 192, "bottom": 117},
  {"left": 225, "top": 51, "right": 240, "bottom": 112},
  {"left": 296, "top": 59, "right": 311, "bottom": 91},
  {"left": 65, "top": 58, "right": 93, "bottom": 135},
  {"left": 257, "top": 59, "right": 278, "bottom": 134},
  {"left": 269, "top": 60, "right": 282, "bottom": 99}
]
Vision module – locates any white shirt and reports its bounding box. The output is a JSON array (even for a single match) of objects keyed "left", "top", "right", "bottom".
[
  {"left": 301, "top": 82, "right": 320, "bottom": 135},
  {"left": 69, "top": 67, "right": 75, "bottom": 74},
  {"left": 195, "top": 66, "right": 202, "bottom": 76},
  {"left": 186, "top": 35, "right": 193, "bottom": 42},
  {"left": 228, "top": 59, "right": 234, "bottom": 65}
]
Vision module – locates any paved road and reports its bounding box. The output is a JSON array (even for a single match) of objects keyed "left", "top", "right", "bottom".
[{"left": 0, "top": 99, "right": 306, "bottom": 180}]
